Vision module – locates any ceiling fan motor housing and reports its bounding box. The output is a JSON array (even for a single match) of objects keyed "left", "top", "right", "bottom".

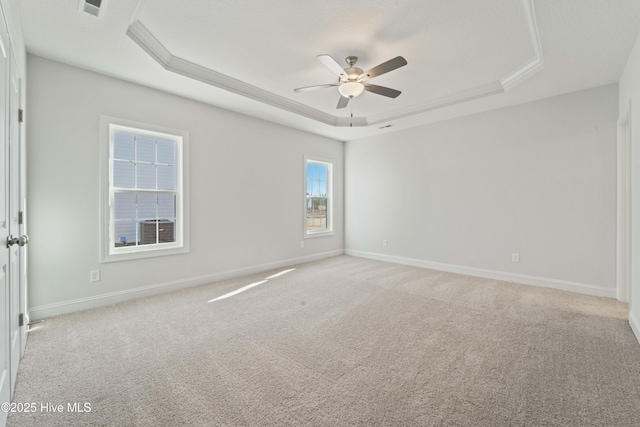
[
  {"left": 344, "top": 56, "right": 363, "bottom": 81},
  {"left": 343, "top": 67, "right": 363, "bottom": 81}
]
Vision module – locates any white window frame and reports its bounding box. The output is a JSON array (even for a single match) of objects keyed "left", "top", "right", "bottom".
[
  {"left": 304, "top": 155, "right": 334, "bottom": 238},
  {"left": 99, "top": 116, "right": 190, "bottom": 263}
]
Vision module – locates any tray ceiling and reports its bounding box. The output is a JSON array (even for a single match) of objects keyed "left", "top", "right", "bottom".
[{"left": 18, "top": 0, "right": 640, "bottom": 141}]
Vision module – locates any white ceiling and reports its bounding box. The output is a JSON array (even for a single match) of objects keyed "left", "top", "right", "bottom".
[{"left": 18, "top": 0, "right": 640, "bottom": 141}]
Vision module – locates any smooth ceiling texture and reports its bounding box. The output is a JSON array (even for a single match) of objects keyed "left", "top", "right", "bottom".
[{"left": 19, "top": 0, "right": 640, "bottom": 141}]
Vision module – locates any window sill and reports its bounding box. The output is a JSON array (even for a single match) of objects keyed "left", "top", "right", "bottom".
[
  {"left": 304, "top": 231, "right": 335, "bottom": 239},
  {"left": 101, "top": 245, "right": 189, "bottom": 263}
]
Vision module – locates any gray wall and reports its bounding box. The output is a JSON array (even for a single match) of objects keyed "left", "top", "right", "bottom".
[
  {"left": 27, "top": 54, "right": 622, "bottom": 320},
  {"left": 27, "top": 55, "right": 344, "bottom": 319},
  {"left": 345, "top": 84, "right": 618, "bottom": 297}
]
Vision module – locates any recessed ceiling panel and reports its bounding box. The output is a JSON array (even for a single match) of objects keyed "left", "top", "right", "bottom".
[{"left": 137, "top": 0, "right": 535, "bottom": 118}]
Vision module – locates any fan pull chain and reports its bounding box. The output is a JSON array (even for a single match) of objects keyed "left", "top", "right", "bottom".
[{"left": 350, "top": 103, "right": 353, "bottom": 128}]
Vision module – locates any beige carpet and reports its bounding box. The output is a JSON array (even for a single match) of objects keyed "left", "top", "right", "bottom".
[{"left": 8, "top": 255, "right": 640, "bottom": 426}]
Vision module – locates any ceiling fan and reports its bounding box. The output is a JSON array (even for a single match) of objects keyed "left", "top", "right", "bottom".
[{"left": 294, "top": 55, "right": 408, "bottom": 109}]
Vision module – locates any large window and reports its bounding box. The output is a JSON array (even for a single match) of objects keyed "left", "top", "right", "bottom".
[
  {"left": 305, "top": 156, "right": 333, "bottom": 236},
  {"left": 100, "top": 117, "right": 189, "bottom": 262}
]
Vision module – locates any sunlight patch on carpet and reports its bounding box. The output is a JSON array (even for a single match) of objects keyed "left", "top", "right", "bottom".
[{"left": 208, "top": 268, "right": 296, "bottom": 303}]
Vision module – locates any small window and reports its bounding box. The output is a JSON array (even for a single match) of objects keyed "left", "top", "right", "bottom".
[
  {"left": 305, "top": 156, "right": 333, "bottom": 237},
  {"left": 100, "top": 117, "right": 189, "bottom": 262}
]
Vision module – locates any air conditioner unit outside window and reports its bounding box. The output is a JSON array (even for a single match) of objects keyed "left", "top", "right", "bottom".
[{"left": 140, "top": 219, "right": 175, "bottom": 245}]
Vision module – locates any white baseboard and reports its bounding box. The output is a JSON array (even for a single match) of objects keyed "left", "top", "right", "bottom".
[
  {"left": 29, "top": 249, "right": 344, "bottom": 321},
  {"left": 345, "top": 249, "right": 617, "bottom": 299},
  {"left": 630, "top": 310, "right": 640, "bottom": 346}
]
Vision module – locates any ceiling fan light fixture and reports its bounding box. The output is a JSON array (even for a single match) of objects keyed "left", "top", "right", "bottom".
[{"left": 339, "top": 81, "right": 364, "bottom": 98}]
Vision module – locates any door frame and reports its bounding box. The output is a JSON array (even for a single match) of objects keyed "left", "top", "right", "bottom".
[
  {"left": 7, "top": 48, "right": 20, "bottom": 392},
  {"left": 618, "top": 103, "right": 632, "bottom": 303}
]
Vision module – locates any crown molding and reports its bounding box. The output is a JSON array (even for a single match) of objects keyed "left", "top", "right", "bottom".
[
  {"left": 126, "top": 21, "right": 338, "bottom": 127},
  {"left": 367, "top": 81, "right": 506, "bottom": 126},
  {"left": 500, "top": 0, "right": 544, "bottom": 90},
  {"left": 126, "top": 20, "right": 171, "bottom": 65},
  {"left": 126, "top": 0, "right": 543, "bottom": 129}
]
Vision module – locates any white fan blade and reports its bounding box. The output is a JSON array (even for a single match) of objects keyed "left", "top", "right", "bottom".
[
  {"left": 294, "top": 83, "right": 338, "bottom": 93},
  {"left": 317, "top": 55, "right": 347, "bottom": 80},
  {"left": 294, "top": 83, "right": 340, "bottom": 92},
  {"left": 337, "top": 96, "right": 349, "bottom": 109},
  {"left": 363, "top": 83, "right": 401, "bottom": 98},
  {"left": 358, "top": 56, "right": 408, "bottom": 82}
]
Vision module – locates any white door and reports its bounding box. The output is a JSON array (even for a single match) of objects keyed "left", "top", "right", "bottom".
[
  {"left": 0, "top": 17, "right": 11, "bottom": 426},
  {"left": 7, "top": 52, "right": 20, "bottom": 392}
]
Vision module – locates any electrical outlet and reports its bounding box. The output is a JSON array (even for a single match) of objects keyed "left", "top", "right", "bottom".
[
  {"left": 90, "top": 270, "right": 101, "bottom": 282},
  {"left": 383, "top": 240, "right": 388, "bottom": 247},
  {"left": 300, "top": 241, "right": 304, "bottom": 249},
  {"left": 511, "top": 253, "right": 520, "bottom": 263}
]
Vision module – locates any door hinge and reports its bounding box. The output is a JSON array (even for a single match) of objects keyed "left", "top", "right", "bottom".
[
  {"left": 18, "top": 313, "right": 23, "bottom": 327},
  {"left": 18, "top": 109, "right": 23, "bottom": 123},
  {"left": 18, "top": 211, "right": 22, "bottom": 225}
]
